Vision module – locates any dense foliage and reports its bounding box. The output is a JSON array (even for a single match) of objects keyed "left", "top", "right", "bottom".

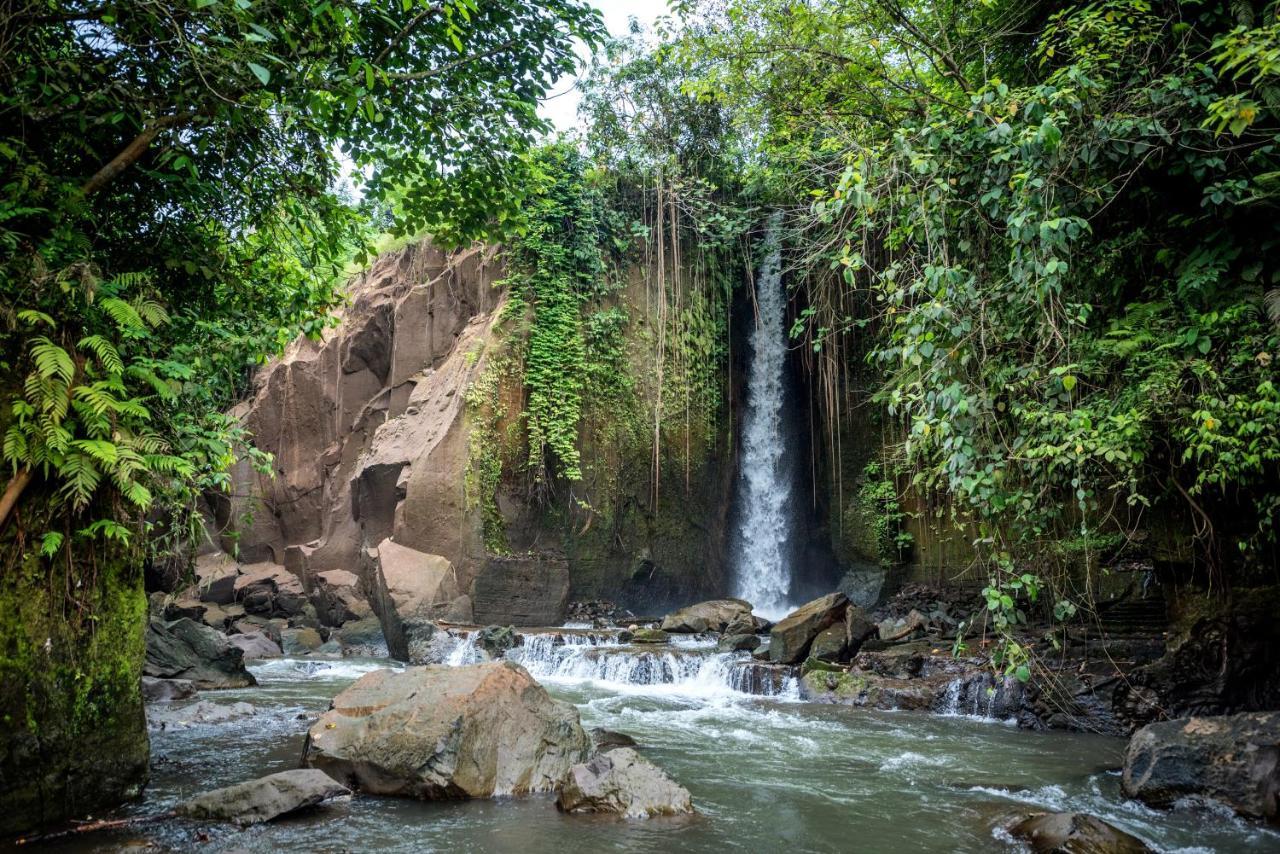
[
  {"left": 671, "top": 0, "right": 1280, "bottom": 666},
  {"left": 0, "top": 0, "right": 601, "bottom": 568}
]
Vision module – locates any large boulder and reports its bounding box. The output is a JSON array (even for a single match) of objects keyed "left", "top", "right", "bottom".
[
  {"left": 228, "top": 631, "right": 283, "bottom": 661},
  {"left": 367, "top": 538, "right": 467, "bottom": 661},
  {"left": 303, "top": 661, "right": 590, "bottom": 798},
  {"left": 144, "top": 618, "right": 256, "bottom": 689},
  {"left": 1122, "top": 711, "right": 1280, "bottom": 822},
  {"left": 660, "top": 598, "right": 752, "bottom": 634},
  {"left": 556, "top": 748, "right": 694, "bottom": 818},
  {"left": 1006, "top": 812, "right": 1153, "bottom": 853},
  {"left": 470, "top": 553, "right": 570, "bottom": 626},
  {"left": 234, "top": 562, "right": 307, "bottom": 618},
  {"left": 309, "top": 569, "right": 372, "bottom": 627},
  {"left": 768, "top": 593, "right": 850, "bottom": 665},
  {"left": 193, "top": 551, "right": 240, "bottom": 605},
  {"left": 175, "top": 769, "right": 349, "bottom": 825}
]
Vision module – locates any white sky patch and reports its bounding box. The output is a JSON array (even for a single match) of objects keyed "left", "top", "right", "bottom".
[{"left": 539, "top": 0, "right": 673, "bottom": 134}]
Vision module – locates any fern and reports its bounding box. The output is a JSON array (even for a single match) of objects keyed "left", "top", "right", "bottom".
[
  {"left": 78, "top": 334, "right": 124, "bottom": 374},
  {"left": 38, "top": 531, "right": 64, "bottom": 558},
  {"left": 98, "top": 296, "right": 146, "bottom": 336},
  {"left": 17, "top": 309, "right": 55, "bottom": 327},
  {"left": 31, "top": 336, "right": 75, "bottom": 383}
]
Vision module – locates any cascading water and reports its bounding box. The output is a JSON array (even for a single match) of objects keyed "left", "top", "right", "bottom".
[{"left": 733, "top": 212, "right": 795, "bottom": 618}]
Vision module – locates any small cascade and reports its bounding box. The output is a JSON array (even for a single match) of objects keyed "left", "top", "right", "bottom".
[
  {"left": 733, "top": 212, "right": 795, "bottom": 619},
  {"left": 504, "top": 631, "right": 796, "bottom": 698},
  {"left": 444, "top": 630, "right": 484, "bottom": 666},
  {"left": 936, "top": 672, "right": 1023, "bottom": 721}
]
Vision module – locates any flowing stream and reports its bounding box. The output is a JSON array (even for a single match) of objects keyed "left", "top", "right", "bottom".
[
  {"left": 46, "top": 635, "right": 1277, "bottom": 853},
  {"left": 733, "top": 213, "right": 794, "bottom": 619}
]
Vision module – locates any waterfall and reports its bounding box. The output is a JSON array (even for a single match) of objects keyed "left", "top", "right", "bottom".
[{"left": 733, "top": 212, "right": 794, "bottom": 619}]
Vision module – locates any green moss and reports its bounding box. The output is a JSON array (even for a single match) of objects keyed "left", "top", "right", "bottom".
[{"left": 0, "top": 519, "right": 149, "bottom": 836}]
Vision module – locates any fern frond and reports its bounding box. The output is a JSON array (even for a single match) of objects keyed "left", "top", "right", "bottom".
[
  {"left": 17, "top": 309, "right": 56, "bottom": 328},
  {"left": 59, "top": 453, "right": 101, "bottom": 509},
  {"left": 1265, "top": 287, "right": 1280, "bottom": 330},
  {"left": 135, "top": 299, "right": 170, "bottom": 328},
  {"left": 70, "top": 439, "right": 118, "bottom": 465},
  {"left": 99, "top": 297, "right": 146, "bottom": 336},
  {"left": 38, "top": 531, "right": 64, "bottom": 558},
  {"left": 30, "top": 336, "right": 75, "bottom": 383},
  {"left": 78, "top": 334, "right": 124, "bottom": 374}
]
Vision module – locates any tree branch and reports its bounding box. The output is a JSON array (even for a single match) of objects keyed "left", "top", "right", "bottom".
[{"left": 80, "top": 112, "right": 194, "bottom": 197}]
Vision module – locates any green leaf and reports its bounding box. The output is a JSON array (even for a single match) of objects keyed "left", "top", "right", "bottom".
[
  {"left": 1062, "top": 374, "right": 1077, "bottom": 392},
  {"left": 248, "top": 62, "right": 271, "bottom": 85}
]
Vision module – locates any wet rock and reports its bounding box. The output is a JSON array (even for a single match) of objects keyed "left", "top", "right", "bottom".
[
  {"left": 591, "top": 728, "right": 639, "bottom": 753},
  {"left": 309, "top": 569, "right": 372, "bottom": 627},
  {"left": 141, "top": 676, "right": 196, "bottom": 703},
  {"left": 799, "top": 669, "right": 941, "bottom": 711},
  {"left": 1007, "top": 811, "right": 1153, "bottom": 853},
  {"left": 336, "top": 616, "right": 389, "bottom": 658},
  {"left": 723, "top": 613, "right": 756, "bottom": 636},
  {"left": 149, "top": 700, "right": 256, "bottom": 727},
  {"left": 366, "top": 538, "right": 461, "bottom": 661},
  {"left": 810, "top": 623, "right": 850, "bottom": 663},
  {"left": 281, "top": 627, "right": 325, "bottom": 655},
  {"left": 476, "top": 625, "right": 518, "bottom": 658},
  {"left": 1122, "top": 711, "right": 1280, "bottom": 822},
  {"left": 303, "top": 661, "right": 590, "bottom": 798},
  {"left": 175, "top": 769, "right": 350, "bottom": 825},
  {"left": 228, "top": 631, "right": 282, "bottom": 660},
  {"left": 729, "top": 661, "right": 792, "bottom": 695},
  {"left": 471, "top": 553, "right": 570, "bottom": 626},
  {"left": 631, "top": 628, "right": 671, "bottom": 644},
  {"left": 556, "top": 748, "right": 693, "bottom": 818},
  {"left": 660, "top": 598, "right": 752, "bottom": 634},
  {"left": 718, "top": 633, "right": 761, "bottom": 652},
  {"left": 234, "top": 562, "right": 307, "bottom": 618},
  {"left": 144, "top": 617, "right": 256, "bottom": 689},
  {"left": 768, "top": 592, "right": 849, "bottom": 665}
]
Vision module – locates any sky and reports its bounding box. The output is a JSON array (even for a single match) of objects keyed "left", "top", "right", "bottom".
[{"left": 538, "top": 0, "right": 674, "bottom": 133}]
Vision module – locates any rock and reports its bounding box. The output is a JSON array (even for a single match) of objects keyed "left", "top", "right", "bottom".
[
  {"left": 768, "top": 592, "right": 850, "bottom": 665},
  {"left": 149, "top": 700, "right": 256, "bottom": 727},
  {"left": 336, "top": 616, "right": 389, "bottom": 658},
  {"left": 810, "top": 623, "right": 850, "bottom": 663},
  {"left": 475, "top": 625, "right": 518, "bottom": 658},
  {"left": 175, "top": 769, "right": 350, "bottom": 825},
  {"left": 660, "top": 598, "right": 751, "bottom": 633},
  {"left": 303, "top": 662, "right": 590, "bottom": 798},
  {"left": 287, "top": 601, "right": 325, "bottom": 632},
  {"left": 200, "top": 602, "right": 233, "bottom": 632},
  {"left": 718, "top": 633, "right": 761, "bottom": 652},
  {"left": 144, "top": 618, "right": 256, "bottom": 689},
  {"left": 590, "top": 728, "right": 638, "bottom": 753},
  {"left": 228, "top": 631, "right": 282, "bottom": 660},
  {"left": 367, "top": 539, "right": 462, "bottom": 661},
  {"left": 845, "top": 605, "right": 878, "bottom": 654},
  {"left": 1007, "top": 811, "right": 1153, "bottom": 853},
  {"left": 281, "top": 627, "right": 325, "bottom": 655},
  {"left": 234, "top": 562, "right": 307, "bottom": 618},
  {"left": 1122, "top": 711, "right": 1280, "bottom": 822},
  {"left": 230, "top": 615, "right": 284, "bottom": 645},
  {"left": 723, "top": 614, "right": 755, "bottom": 636},
  {"left": 141, "top": 676, "right": 197, "bottom": 703},
  {"left": 309, "top": 569, "right": 372, "bottom": 627},
  {"left": 837, "top": 566, "right": 887, "bottom": 609},
  {"left": 631, "top": 628, "right": 671, "bottom": 644},
  {"left": 878, "top": 608, "right": 928, "bottom": 642},
  {"left": 471, "top": 553, "right": 570, "bottom": 626},
  {"left": 163, "top": 597, "right": 208, "bottom": 623},
  {"left": 556, "top": 748, "right": 693, "bottom": 818},
  {"left": 194, "top": 551, "right": 240, "bottom": 605}
]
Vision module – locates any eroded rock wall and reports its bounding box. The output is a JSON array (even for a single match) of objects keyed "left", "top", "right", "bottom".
[{"left": 213, "top": 242, "right": 502, "bottom": 598}]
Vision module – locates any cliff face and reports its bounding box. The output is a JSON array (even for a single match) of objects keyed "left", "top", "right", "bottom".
[
  {"left": 216, "top": 241, "right": 736, "bottom": 620},
  {"left": 212, "top": 243, "right": 500, "bottom": 594}
]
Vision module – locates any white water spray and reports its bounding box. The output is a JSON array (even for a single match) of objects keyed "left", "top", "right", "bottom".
[{"left": 734, "top": 213, "right": 793, "bottom": 618}]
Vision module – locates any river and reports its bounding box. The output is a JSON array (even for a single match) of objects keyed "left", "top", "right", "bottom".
[{"left": 43, "top": 633, "right": 1278, "bottom": 853}]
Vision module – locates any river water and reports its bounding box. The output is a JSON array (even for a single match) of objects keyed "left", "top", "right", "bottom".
[{"left": 43, "top": 633, "right": 1279, "bottom": 854}]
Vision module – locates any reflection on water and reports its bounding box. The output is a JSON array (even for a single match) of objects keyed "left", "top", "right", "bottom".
[{"left": 40, "top": 652, "right": 1280, "bottom": 854}]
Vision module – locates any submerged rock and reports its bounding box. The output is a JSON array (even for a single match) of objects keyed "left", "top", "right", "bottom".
[
  {"left": 1122, "top": 711, "right": 1280, "bottom": 822},
  {"left": 303, "top": 661, "right": 590, "bottom": 798},
  {"left": 591, "top": 728, "right": 639, "bottom": 753},
  {"left": 557, "top": 748, "right": 693, "bottom": 818},
  {"left": 176, "top": 769, "right": 349, "bottom": 825},
  {"left": 149, "top": 700, "right": 256, "bottom": 727},
  {"left": 660, "top": 598, "right": 752, "bottom": 634},
  {"left": 336, "top": 616, "right": 389, "bottom": 658},
  {"left": 768, "top": 592, "right": 849, "bottom": 664},
  {"left": 1007, "top": 811, "right": 1153, "bottom": 853},
  {"left": 144, "top": 617, "right": 256, "bottom": 689}
]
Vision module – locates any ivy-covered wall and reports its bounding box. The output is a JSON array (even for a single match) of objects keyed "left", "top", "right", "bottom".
[{"left": 0, "top": 507, "right": 149, "bottom": 837}]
